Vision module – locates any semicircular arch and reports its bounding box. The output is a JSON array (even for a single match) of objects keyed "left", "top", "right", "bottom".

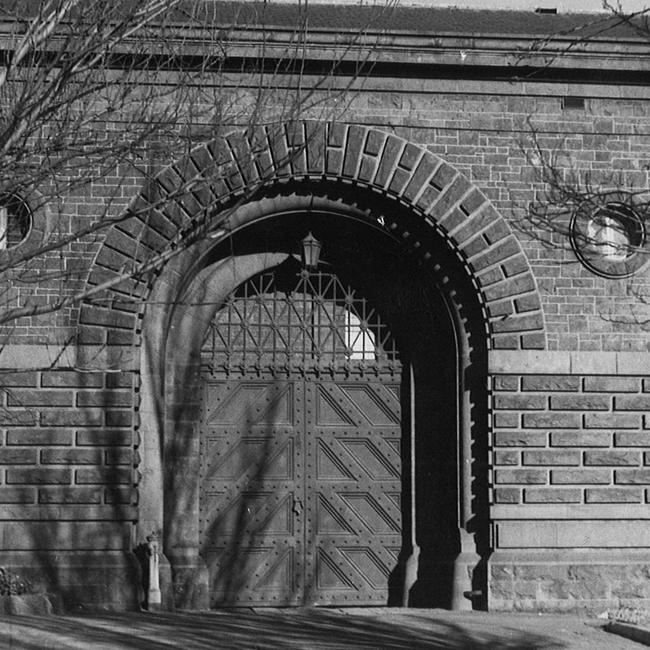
[{"left": 78, "top": 121, "right": 545, "bottom": 351}]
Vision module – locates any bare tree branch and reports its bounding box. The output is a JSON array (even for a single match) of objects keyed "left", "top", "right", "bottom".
[{"left": 0, "top": 0, "right": 393, "bottom": 334}]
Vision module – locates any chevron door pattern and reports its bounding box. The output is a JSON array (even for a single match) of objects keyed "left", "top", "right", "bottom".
[
  {"left": 199, "top": 374, "right": 402, "bottom": 606},
  {"left": 305, "top": 377, "right": 402, "bottom": 605},
  {"left": 199, "top": 379, "right": 304, "bottom": 606}
]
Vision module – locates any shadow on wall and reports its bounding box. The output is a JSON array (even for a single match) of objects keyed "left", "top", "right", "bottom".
[
  {"left": 194, "top": 254, "right": 485, "bottom": 610},
  {"left": 199, "top": 371, "right": 407, "bottom": 608},
  {"left": 200, "top": 395, "right": 288, "bottom": 606},
  {"left": 1, "top": 370, "right": 141, "bottom": 612},
  {"left": 199, "top": 377, "right": 350, "bottom": 607},
  {"left": 0, "top": 609, "right": 565, "bottom": 650}
]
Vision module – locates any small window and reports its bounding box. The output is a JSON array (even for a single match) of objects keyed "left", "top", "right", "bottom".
[
  {"left": 0, "top": 194, "right": 31, "bottom": 250},
  {"left": 345, "top": 310, "right": 376, "bottom": 360},
  {"left": 586, "top": 212, "right": 630, "bottom": 262},
  {"left": 562, "top": 96, "right": 585, "bottom": 111},
  {"left": 571, "top": 203, "right": 646, "bottom": 278}
]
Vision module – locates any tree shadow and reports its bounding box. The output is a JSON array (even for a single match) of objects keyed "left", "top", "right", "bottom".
[
  {"left": 200, "top": 376, "right": 306, "bottom": 606},
  {"left": 0, "top": 368, "right": 141, "bottom": 612},
  {"left": 198, "top": 262, "right": 409, "bottom": 608},
  {"left": 0, "top": 609, "right": 570, "bottom": 650}
]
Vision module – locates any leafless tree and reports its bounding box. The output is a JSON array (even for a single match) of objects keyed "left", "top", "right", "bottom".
[
  {"left": 516, "top": 2, "right": 650, "bottom": 284},
  {"left": 0, "top": 0, "right": 383, "bottom": 334}
]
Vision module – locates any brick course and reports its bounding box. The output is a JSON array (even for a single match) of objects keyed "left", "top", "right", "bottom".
[
  {"left": 491, "top": 373, "right": 650, "bottom": 506},
  {"left": 0, "top": 369, "right": 137, "bottom": 542}
]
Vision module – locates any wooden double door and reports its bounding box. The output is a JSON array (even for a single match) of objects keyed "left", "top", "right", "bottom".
[{"left": 199, "top": 372, "right": 402, "bottom": 606}]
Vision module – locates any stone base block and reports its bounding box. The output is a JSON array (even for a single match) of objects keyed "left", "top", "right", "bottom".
[
  {"left": 0, "top": 551, "right": 141, "bottom": 612},
  {"left": 167, "top": 552, "right": 209, "bottom": 610},
  {"left": 489, "top": 550, "right": 650, "bottom": 612},
  {"left": 407, "top": 553, "right": 482, "bottom": 610},
  {"left": 0, "top": 594, "right": 56, "bottom": 615}
]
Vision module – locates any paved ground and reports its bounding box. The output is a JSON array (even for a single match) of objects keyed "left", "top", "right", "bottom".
[{"left": 0, "top": 608, "right": 647, "bottom": 650}]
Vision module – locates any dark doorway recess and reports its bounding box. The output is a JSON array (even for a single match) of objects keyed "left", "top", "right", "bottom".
[{"left": 196, "top": 209, "right": 488, "bottom": 608}]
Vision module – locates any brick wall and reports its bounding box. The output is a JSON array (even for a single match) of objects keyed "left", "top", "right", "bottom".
[
  {"left": 491, "top": 373, "right": 650, "bottom": 506},
  {"left": 1, "top": 71, "right": 650, "bottom": 612},
  {"left": 3, "top": 89, "right": 650, "bottom": 353},
  {"left": 352, "top": 90, "right": 650, "bottom": 352},
  {"left": 489, "top": 360, "right": 650, "bottom": 611},
  {"left": 0, "top": 369, "right": 139, "bottom": 607}
]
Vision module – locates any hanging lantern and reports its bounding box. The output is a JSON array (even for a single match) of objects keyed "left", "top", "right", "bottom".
[{"left": 301, "top": 232, "right": 322, "bottom": 270}]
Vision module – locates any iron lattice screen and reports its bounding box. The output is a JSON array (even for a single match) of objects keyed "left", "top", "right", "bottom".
[{"left": 203, "top": 268, "right": 400, "bottom": 375}]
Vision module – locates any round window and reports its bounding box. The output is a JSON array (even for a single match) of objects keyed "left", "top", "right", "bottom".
[
  {"left": 0, "top": 194, "right": 32, "bottom": 250},
  {"left": 570, "top": 203, "right": 647, "bottom": 278}
]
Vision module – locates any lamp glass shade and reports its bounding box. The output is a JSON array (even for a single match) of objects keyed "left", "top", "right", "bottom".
[{"left": 301, "top": 232, "right": 322, "bottom": 269}]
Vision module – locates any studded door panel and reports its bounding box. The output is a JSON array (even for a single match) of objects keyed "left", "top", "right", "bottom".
[
  {"left": 305, "top": 377, "right": 402, "bottom": 605},
  {"left": 199, "top": 265, "right": 403, "bottom": 606},
  {"left": 200, "top": 378, "right": 304, "bottom": 606},
  {"left": 200, "top": 374, "right": 402, "bottom": 606}
]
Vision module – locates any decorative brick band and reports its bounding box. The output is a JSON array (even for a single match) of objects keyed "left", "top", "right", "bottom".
[
  {"left": 490, "top": 351, "right": 650, "bottom": 375},
  {"left": 79, "top": 121, "right": 546, "bottom": 350}
]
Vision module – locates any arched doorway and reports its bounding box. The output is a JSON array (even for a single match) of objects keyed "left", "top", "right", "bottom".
[
  {"left": 198, "top": 256, "right": 403, "bottom": 606},
  {"left": 172, "top": 206, "right": 470, "bottom": 608},
  {"left": 136, "top": 186, "right": 492, "bottom": 610},
  {"left": 82, "top": 121, "right": 546, "bottom": 610}
]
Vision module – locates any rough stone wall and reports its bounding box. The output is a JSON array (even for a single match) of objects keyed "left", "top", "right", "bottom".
[{"left": 490, "top": 554, "right": 650, "bottom": 612}]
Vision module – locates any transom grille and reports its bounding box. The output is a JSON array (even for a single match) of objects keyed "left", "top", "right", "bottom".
[{"left": 203, "top": 267, "right": 400, "bottom": 375}]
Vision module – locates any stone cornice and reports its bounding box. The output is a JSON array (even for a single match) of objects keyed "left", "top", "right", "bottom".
[
  {"left": 489, "top": 350, "right": 650, "bottom": 375},
  {"left": 1, "top": 3, "right": 648, "bottom": 81},
  {"left": 0, "top": 345, "right": 139, "bottom": 372}
]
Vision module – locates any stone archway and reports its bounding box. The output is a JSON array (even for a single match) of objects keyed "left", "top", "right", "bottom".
[
  {"left": 141, "top": 198, "right": 484, "bottom": 610},
  {"left": 77, "top": 121, "right": 546, "bottom": 609},
  {"left": 79, "top": 121, "right": 545, "bottom": 351}
]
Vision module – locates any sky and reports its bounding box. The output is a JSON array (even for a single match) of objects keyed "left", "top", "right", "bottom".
[
  {"left": 418, "top": 0, "right": 649, "bottom": 10},
  {"left": 264, "top": 0, "right": 650, "bottom": 12}
]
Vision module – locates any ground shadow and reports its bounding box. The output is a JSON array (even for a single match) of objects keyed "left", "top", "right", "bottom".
[{"left": 0, "top": 609, "right": 568, "bottom": 650}]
